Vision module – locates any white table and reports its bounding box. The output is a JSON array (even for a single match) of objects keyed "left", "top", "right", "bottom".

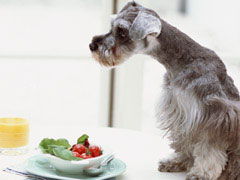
[{"left": 0, "top": 126, "right": 186, "bottom": 180}]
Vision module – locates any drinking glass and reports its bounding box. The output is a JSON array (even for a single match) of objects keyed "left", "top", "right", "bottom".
[{"left": 0, "top": 118, "right": 29, "bottom": 155}]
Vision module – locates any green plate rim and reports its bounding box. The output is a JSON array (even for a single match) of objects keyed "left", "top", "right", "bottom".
[{"left": 25, "top": 154, "right": 126, "bottom": 180}]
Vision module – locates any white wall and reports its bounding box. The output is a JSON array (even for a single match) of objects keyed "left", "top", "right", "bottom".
[
  {"left": 0, "top": 58, "right": 103, "bottom": 127},
  {"left": 187, "top": 0, "right": 240, "bottom": 55},
  {"left": 0, "top": 0, "right": 112, "bottom": 128},
  {"left": 0, "top": 1, "right": 103, "bottom": 57}
]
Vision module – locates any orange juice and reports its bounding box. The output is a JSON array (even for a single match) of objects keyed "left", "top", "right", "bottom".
[{"left": 0, "top": 118, "right": 29, "bottom": 149}]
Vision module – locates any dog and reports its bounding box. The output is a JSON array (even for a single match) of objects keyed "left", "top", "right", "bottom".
[{"left": 89, "top": 2, "right": 240, "bottom": 180}]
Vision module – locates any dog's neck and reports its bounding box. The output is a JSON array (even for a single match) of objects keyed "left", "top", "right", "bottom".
[{"left": 147, "top": 19, "right": 208, "bottom": 79}]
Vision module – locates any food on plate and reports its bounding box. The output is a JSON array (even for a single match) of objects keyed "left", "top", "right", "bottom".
[
  {"left": 89, "top": 145, "right": 101, "bottom": 157},
  {"left": 39, "top": 134, "right": 102, "bottom": 161}
]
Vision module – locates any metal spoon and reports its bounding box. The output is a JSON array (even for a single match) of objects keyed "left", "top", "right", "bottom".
[{"left": 83, "top": 154, "right": 114, "bottom": 176}]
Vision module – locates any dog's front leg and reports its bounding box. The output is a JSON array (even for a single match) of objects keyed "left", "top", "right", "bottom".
[
  {"left": 186, "top": 143, "right": 227, "bottom": 180},
  {"left": 158, "top": 152, "right": 193, "bottom": 172}
]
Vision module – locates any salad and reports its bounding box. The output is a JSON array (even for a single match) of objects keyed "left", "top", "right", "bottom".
[{"left": 39, "top": 134, "right": 102, "bottom": 161}]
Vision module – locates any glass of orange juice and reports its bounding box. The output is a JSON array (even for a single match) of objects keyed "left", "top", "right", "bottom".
[{"left": 0, "top": 118, "right": 29, "bottom": 155}]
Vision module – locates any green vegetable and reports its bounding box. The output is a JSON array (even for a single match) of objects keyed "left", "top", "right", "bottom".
[
  {"left": 55, "top": 139, "right": 71, "bottom": 148},
  {"left": 77, "top": 134, "right": 89, "bottom": 144},
  {"left": 39, "top": 138, "right": 71, "bottom": 154},
  {"left": 39, "top": 135, "right": 89, "bottom": 161},
  {"left": 48, "top": 145, "right": 66, "bottom": 155},
  {"left": 39, "top": 138, "right": 56, "bottom": 154},
  {"left": 53, "top": 148, "right": 82, "bottom": 161},
  {"left": 86, "top": 148, "right": 91, "bottom": 155}
]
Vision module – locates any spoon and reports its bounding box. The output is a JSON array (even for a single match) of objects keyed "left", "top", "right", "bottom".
[{"left": 83, "top": 154, "right": 114, "bottom": 176}]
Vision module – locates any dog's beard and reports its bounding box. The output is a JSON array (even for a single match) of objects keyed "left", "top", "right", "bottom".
[
  {"left": 92, "top": 52, "right": 117, "bottom": 67},
  {"left": 91, "top": 45, "right": 131, "bottom": 67}
]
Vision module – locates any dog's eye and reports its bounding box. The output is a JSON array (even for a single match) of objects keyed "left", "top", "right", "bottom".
[{"left": 117, "top": 27, "right": 127, "bottom": 38}]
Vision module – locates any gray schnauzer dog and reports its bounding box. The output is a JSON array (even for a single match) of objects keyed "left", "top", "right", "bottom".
[{"left": 89, "top": 2, "right": 240, "bottom": 180}]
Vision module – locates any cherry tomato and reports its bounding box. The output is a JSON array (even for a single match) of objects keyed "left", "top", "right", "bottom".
[
  {"left": 89, "top": 145, "right": 101, "bottom": 157},
  {"left": 70, "top": 144, "right": 76, "bottom": 151},
  {"left": 72, "top": 151, "right": 80, "bottom": 157},
  {"left": 72, "top": 144, "right": 87, "bottom": 155},
  {"left": 79, "top": 153, "right": 92, "bottom": 159}
]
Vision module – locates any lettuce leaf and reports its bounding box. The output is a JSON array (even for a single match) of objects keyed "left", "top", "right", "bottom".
[
  {"left": 53, "top": 147, "right": 82, "bottom": 161},
  {"left": 77, "top": 134, "right": 89, "bottom": 144},
  {"left": 39, "top": 138, "right": 56, "bottom": 154},
  {"left": 39, "top": 138, "right": 71, "bottom": 154},
  {"left": 55, "top": 139, "right": 71, "bottom": 148},
  {"left": 39, "top": 135, "right": 88, "bottom": 161},
  {"left": 48, "top": 145, "right": 66, "bottom": 155}
]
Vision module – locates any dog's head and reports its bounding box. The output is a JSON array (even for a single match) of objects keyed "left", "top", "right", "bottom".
[{"left": 89, "top": 1, "right": 162, "bottom": 67}]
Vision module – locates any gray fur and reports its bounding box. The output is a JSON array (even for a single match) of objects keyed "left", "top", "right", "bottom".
[
  {"left": 129, "top": 10, "right": 162, "bottom": 41},
  {"left": 90, "top": 2, "right": 240, "bottom": 180}
]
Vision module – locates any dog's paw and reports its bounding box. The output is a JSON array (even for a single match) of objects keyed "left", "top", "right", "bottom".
[
  {"left": 186, "top": 174, "right": 208, "bottom": 180},
  {"left": 158, "top": 160, "right": 186, "bottom": 172}
]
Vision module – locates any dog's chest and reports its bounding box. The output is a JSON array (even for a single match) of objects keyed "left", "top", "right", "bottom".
[
  {"left": 159, "top": 85, "right": 201, "bottom": 140},
  {"left": 158, "top": 86, "right": 202, "bottom": 154}
]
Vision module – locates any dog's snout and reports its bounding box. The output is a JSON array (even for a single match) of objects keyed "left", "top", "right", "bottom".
[{"left": 89, "top": 43, "right": 98, "bottom": 52}]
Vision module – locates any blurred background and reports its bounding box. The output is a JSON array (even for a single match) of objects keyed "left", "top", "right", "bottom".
[{"left": 0, "top": 0, "right": 239, "bottom": 134}]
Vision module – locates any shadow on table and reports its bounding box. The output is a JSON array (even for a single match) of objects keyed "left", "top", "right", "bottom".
[{"left": 24, "top": 178, "right": 117, "bottom": 180}]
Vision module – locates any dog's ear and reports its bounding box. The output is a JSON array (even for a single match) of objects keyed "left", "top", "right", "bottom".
[
  {"left": 129, "top": 11, "right": 162, "bottom": 41},
  {"left": 120, "top": 1, "right": 142, "bottom": 13}
]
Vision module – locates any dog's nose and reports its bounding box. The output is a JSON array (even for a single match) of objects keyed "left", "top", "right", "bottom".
[{"left": 89, "top": 43, "right": 98, "bottom": 51}]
